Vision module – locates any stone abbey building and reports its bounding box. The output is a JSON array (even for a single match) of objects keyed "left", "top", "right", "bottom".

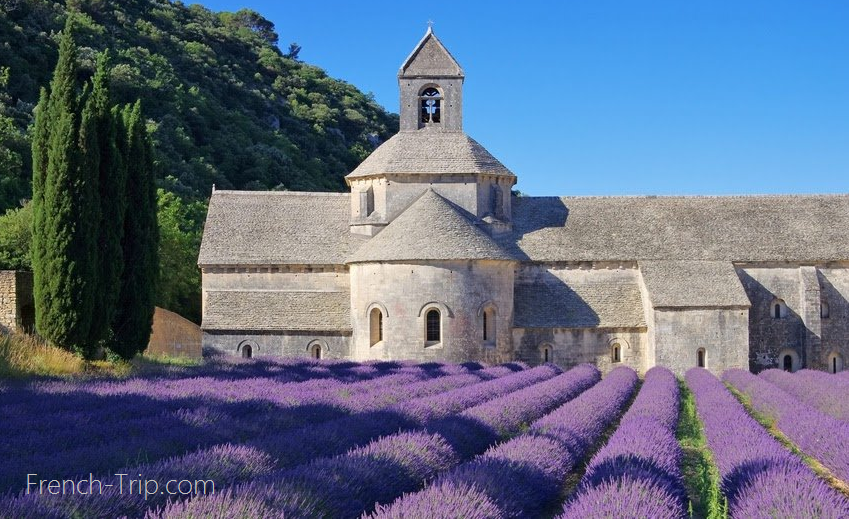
[{"left": 198, "top": 29, "right": 849, "bottom": 375}]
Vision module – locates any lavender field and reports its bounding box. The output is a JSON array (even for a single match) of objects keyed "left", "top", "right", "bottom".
[{"left": 0, "top": 358, "right": 847, "bottom": 518}]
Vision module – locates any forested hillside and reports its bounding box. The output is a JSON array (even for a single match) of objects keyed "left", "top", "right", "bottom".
[{"left": 0, "top": 0, "right": 398, "bottom": 321}]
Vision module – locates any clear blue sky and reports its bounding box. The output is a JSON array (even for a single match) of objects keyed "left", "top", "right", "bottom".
[{"left": 198, "top": 0, "right": 848, "bottom": 196}]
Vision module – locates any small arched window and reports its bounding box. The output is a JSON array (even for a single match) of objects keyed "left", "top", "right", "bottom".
[
  {"left": 828, "top": 352, "right": 843, "bottom": 374},
  {"left": 369, "top": 307, "right": 383, "bottom": 346},
  {"left": 312, "top": 343, "right": 322, "bottom": 359},
  {"left": 697, "top": 348, "right": 706, "bottom": 368},
  {"left": 482, "top": 307, "right": 496, "bottom": 344},
  {"left": 782, "top": 354, "right": 793, "bottom": 372},
  {"left": 426, "top": 309, "right": 441, "bottom": 342},
  {"left": 242, "top": 344, "right": 252, "bottom": 359},
  {"left": 420, "top": 87, "right": 441, "bottom": 124},
  {"left": 542, "top": 346, "right": 551, "bottom": 363},
  {"left": 611, "top": 343, "right": 621, "bottom": 363},
  {"left": 821, "top": 300, "right": 830, "bottom": 319},
  {"left": 772, "top": 299, "right": 786, "bottom": 319}
]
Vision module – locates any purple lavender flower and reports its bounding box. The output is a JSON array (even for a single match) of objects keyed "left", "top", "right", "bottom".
[{"left": 687, "top": 367, "right": 848, "bottom": 518}]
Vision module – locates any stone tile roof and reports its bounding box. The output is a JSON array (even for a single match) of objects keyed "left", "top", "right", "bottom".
[
  {"left": 507, "top": 194, "right": 849, "bottom": 263},
  {"left": 639, "top": 261, "right": 751, "bottom": 308},
  {"left": 202, "top": 290, "right": 351, "bottom": 331},
  {"left": 347, "top": 189, "right": 516, "bottom": 263},
  {"left": 514, "top": 273, "right": 646, "bottom": 329},
  {"left": 399, "top": 28, "right": 464, "bottom": 77},
  {"left": 346, "top": 127, "right": 514, "bottom": 179},
  {"left": 197, "top": 191, "right": 366, "bottom": 266}
]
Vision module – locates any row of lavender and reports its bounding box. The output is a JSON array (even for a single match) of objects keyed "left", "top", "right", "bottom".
[
  {"left": 2, "top": 363, "right": 563, "bottom": 517},
  {"left": 723, "top": 368, "right": 849, "bottom": 483},
  {"left": 759, "top": 368, "right": 849, "bottom": 422},
  {"left": 153, "top": 365, "right": 604, "bottom": 518},
  {"left": 0, "top": 360, "right": 491, "bottom": 494},
  {"left": 687, "top": 368, "right": 849, "bottom": 518},
  {"left": 560, "top": 366, "right": 685, "bottom": 518},
  {"left": 371, "top": 366, "right": 640, "bottom": 518}
]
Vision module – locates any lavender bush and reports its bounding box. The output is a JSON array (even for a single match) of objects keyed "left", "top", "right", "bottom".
[
  {"left": 154, "top": 365, "right": 601, "bottom": 518},
  {"left": 687, "top": 367, "right": 848, "bottom": 518},
  {"left": 2, "top": 363, "right": 523, "bottom": 516},
  {"left": 723, "top": 368, "right": 849, "bottom": 482},
  {"left": 759, "top": 368, "right": 849, "bottom": 422},
  {"left": 370, "top": 366, "right": 638, "bottom": 519},
  {"left": 0, "top": 362, "right": 475, "bottom": 494},
  {"left": 560, "top": 366, "right": 685, "bottom": 518}
]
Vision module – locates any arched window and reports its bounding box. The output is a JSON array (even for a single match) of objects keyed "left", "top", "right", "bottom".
[
  {"left": 369, "top": 307, "right": 383, "bottom": 346},
  {"left": 772, "top": 299, "right": 786, "bottom": 319},
  {"left": 828, "top": 352, "right": 844, "bottom": 374},
  {"left": 542, "top": 346, "right": 551, "bottom": 363},
  {"left": 482, "top": 307, "right": 496, "bottom": 344},
  {"left": 242, "top": 344, "right": 252, "bottom": 359},
  {"left": 611, "top": 343, "right": 621, "bottom": 363},
  {"left": 312, "top": 343, "right": 322, "bottom": 359},
  {"left": 697, "top": 348, "right": 706, "bottom": 368},
  {"left": 821, "top": 300, "right": 830, "bottom": 319},
  {"left": 782, "top": 354, "right": 793, "bottom": 372},
  {"left": 426, "top": 309, "right": 441, "bottom": 342},
  {"left": 420, "top": 87, "right": 441, "bottom": 124}
]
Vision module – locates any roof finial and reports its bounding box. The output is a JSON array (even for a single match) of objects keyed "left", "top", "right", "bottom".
[{"left": 426, "top": 19, "right": 434, "bottom": 32}]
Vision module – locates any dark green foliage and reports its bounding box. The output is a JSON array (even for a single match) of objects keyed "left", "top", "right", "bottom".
[
  {"left": 111, "top": 101, "right": 158, "bottom": 360},
  {"left": 0, "top": 201, "right": 32, "bottom": 270},
  {"left": 156, "top": 189, "right": 204, "bottom": 324},
  {"left": 1, "top": 0, "right": 397, "bottom": 323},
  {"left": 86, "top": 51, "right": 127, "bottom": 345},
  {"left": 31, "top": 21, "right": 99, "bottom": 357},
  {"left": 1, "top": 0, "right": 397, "bottom": 200}
]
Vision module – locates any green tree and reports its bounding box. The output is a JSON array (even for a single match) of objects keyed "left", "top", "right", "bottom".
[
  {"left": 111, "top": 100, "right": 158, "bottom": 359},
  {"left": 84, "top": 51, "right": 127, "bottom": 346},
  {"left": 0, "top": 67, "right": 31, "bottom": 212},
  {"left": 0, "top": 201, "right": 32, "bottom": 270},
  {"left": 31, "top": 21, "right": 100, "bottom": 356},
  {"left": 156, "top": 188, "right": 204, "bottom": 323}
]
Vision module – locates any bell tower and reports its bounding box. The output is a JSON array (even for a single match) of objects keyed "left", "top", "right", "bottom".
[{"left": 398, "top": 27, "right": 464, "bottom": 131}]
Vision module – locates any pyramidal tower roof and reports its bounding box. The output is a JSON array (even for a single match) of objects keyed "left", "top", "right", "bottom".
[
  {"left": 346, "top": 127, "right": 514, "bottom": 179},
  {"left": 347, "top": 189, "right": 516, "bottom": 263},
  {"left": 399, "top": 27, "right": 464, "bottom": 78}
]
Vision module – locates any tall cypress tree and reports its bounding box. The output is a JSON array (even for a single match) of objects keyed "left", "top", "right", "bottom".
[
  {"left": 111, "top": 101, "right": 158, "bottom": 359},
  {"left": 31, "top": 20, "right": 100, "bottom": 356},
  {"left": 85, "top": 50, "right": 126, "bottom": 346}
]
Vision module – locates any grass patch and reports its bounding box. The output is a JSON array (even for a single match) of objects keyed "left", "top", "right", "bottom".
[
  {"left": 0, "top": 332, "right": 203, "bottom": 380},
  {"left": 676, "top": 379, "right": 727, "bottom": 519},
  {"left": 725, "top": 382, "right": 849, "bottom": 498}
]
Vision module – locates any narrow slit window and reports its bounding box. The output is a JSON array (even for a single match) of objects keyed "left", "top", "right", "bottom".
[
  {"left": 612, "top": 343, "right": 621, "bottom": 363},
  {"left": 697, "top": 348, "right": 705, "bottom": 368},
  {"left": 369, "top": 308, "right": 383, "bottom": 346}
]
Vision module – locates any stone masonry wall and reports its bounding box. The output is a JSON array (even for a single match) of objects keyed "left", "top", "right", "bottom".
[
  {"left": 819, "top": 268, "right": 849, "bottom": 372},
  {"left": 349, "top": 260, "right": 515, "bottom": 364},
  {"left": 738, "top": 267, "right": 806, "bottom": 372},
  {"left": 202, "top": 330, "right": 351, "bottom": 359},
  {"left": 512, "top": 327, "right": 646, "bottom": 375},
  {"left": 0, "top": 271, "right": 33, "bottom": 334},
  {"left": 653, "top": 307, "right": 749, "bottom": 376}
]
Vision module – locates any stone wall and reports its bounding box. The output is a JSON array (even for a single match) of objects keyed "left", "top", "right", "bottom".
[
  {"left": 349, "top": 260, "right": 515, "bottom": 364},
  {"left": 0, "top": 271, "right": 33, "bottom": 334},
  {"left": 652, "top": 307, "right": 749, "bottom": 376},
  {"left": 818, "top": 268, "right": 848, "bottom": 373},
  {"left": 738, "top": 267, "right": 807, "bottom": 372},
  {"left": 202, "top": 330, "right": 351, "bottom": 359},
  {"left": 513, "top": 327, "right": 646, "bottom": 374}
]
